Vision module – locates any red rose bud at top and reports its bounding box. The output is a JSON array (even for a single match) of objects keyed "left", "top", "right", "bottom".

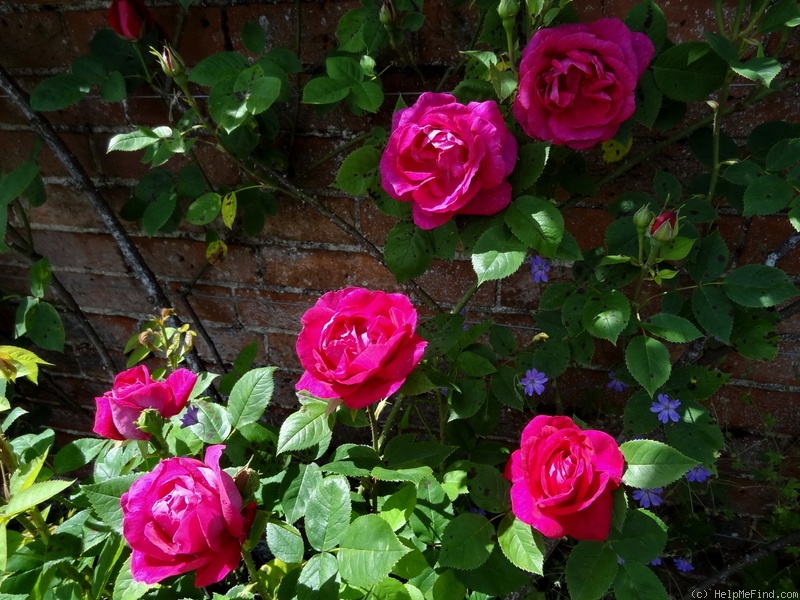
[
  {"left": 108, "top": 0, "right": 154, "bottom": 41},
  {"left": 379, "top": 0, "right": 397, "bottom": 26},
  {"left": 505, "top": 415, "right": 624, "bottom": 541},
  {"left": 649, "top": 210, "right": 679, "bottom": 242}
]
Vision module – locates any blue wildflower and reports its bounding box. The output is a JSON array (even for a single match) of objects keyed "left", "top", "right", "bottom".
[
  {"left": 606, "top": 371, "right": 629, "bottom": 392},
  {"left": 180, "top": 405, "right": 200, "bottom": 428},
  {"left": 529, "top": 255, "right": 551, "bottom": 284},
  {"left": 650, "top": 393, "right": 681, "bottom": 424},
  {"left": 632, "top": 487, "right": 663, "bottom": 509},
  {"left": 686, "top": 465, "right": 713, "bottom": 483},
  {"left": 674, "top": 557, "right": 694, "bottom": 572},
  {"left": 520, "top": 368, "right": 548, "bottom": 396},
  {"left": 648, "top": 557, "right": 662, "bottom": 566},
  {"left": 617, "top": 555, "right": 625, "bottom": 565}
]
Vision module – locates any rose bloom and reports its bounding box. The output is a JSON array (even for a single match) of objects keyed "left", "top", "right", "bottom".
[
  {"left": 121, "top": 445, "right": 256, "bottom": 587},
  {"left": 513, "top": 18, "right": 654, "bottom": 150},
  {"left": 505, "top": 415, "right": 624, "bottom": 540},
  {"left": 108, "top": 0, "right": 154, "bottom": 41},
  {"left": 93, "top": 365, "right": 196, "bottom": 441},
  {"left": 380, "top": 92, "right": 518, "bottom": 230},
  {"left": 296, "top": 287, "right": 427, "bottom": 409}
]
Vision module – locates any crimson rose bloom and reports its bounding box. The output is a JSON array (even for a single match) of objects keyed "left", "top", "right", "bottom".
[
  {"left": 513, "top": 18, "right": 654, "bottom": 150},
  {"left": 295, "top": 287, "right": 427, "bottom": 409},
  {"left": 121, "top": 445, "right": 255, "bottom": 586},
  {"left": 505, "top": 415, "right": 624, "bottom": 541},
  {"left": 93, "top": 365, "right": 196, "bottom": 441},
  {"left": 380, "top": 92, "right": 518, "bottom": 230},
  {"left": 108, "top": 0, "right": 154, "bottom": 41}
]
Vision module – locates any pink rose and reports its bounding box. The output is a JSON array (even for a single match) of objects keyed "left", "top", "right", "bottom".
[
  {"left": 513, "top": 18, "right": 654, "bottom": 150},
  {"left": 93, "top": 365, "right": 197, "bottom": 441},
  {"left": 121, "top": 445, "right": 255, "bottom": 587},
  {"left": 107, "top": 0, "right": 154, "bottom": 41},
  {"left": 505, "top": 415, "right": 624, "bottom": 541},
  {"left": 295, "top": 287, "right": 427, "bottom": 409},
  {"left": 380, "top": 92, "right": 518, "bottom": 230}
]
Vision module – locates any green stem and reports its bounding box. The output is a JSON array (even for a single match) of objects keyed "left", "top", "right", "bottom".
[
  {"left": 377, "top": 397, "right": 405, "bottom": 453},
  {"left": 242, "top": 549, "right": 271, "bottom": 600},
  {"left": 503, "top": 19, "right": 517, "bottom": 75},
  {"left": 131, "top": 41, "right": 155, "bottom": 86},
  {"left": 706, "top": 81, "right": 729, "bottom": 205},
  {"left": 452, "top": 280, "right": 480, "bottom": 315},
  {"left": 438, "top": 391, "right": 448, "bottom": 445},
  {"left": 307, "top": 131, "right": 371, "bottom": 172},
  {"left": 368, "top": 405, "right": 380, "bottom": 456}
]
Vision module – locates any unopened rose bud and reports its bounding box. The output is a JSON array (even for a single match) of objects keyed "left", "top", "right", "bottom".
[
  {"left": 649, "top": 210, "right": 679, "bottom": 243},
  {"left": 379, "top": 0, "right": 397, "bottom": 26},
  {"left": 633, "top": 204, "right": 653, "bottom": 230},
  {"left": 153, "top": 45, "right": 185, "bottom": 79},
  {"left": 498, "top": 0, "right": 520, "bottom": 21},
  {"left": 107, "top": 0, "right": 154, "bottom": 41},
  {"left": 234, "top": 467, "right": 259, "bottom": 498}
]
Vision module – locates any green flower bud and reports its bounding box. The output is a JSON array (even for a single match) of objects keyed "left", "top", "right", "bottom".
[
  {"left": 151, "top": 44, "right": 185, "bottom": 79},
  {"left": 379, "top": 0, "right": 397, "bottom": 26},
  {"left": 633, "top": 204, "right": 654, "bottom": 230},
  {"left": 498, "top": 0, "right": 520, "bottom": 20}
]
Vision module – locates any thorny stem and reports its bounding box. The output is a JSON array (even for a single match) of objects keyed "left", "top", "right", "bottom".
[
  {"left": 368, "top": 405, "right": 380, "bottom": 456},
  {"left": 377, "top": 397, "right": 405, "bottom": 453},
  {"left": 452, "top": 280, "right": 480, "bottom": 315},
  {"left": 706, "top": 78, "right": 732, "bottom": 204},
  {"left": 242, "top": 547, "right": 272, "bottom": 600},
  {"left": 306, "top": 131, "right": 372, "bottom": 172}
]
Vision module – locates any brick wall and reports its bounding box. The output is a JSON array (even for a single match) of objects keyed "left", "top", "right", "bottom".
[{"left": 0, "top": 0, "right": 799, "bottom": 530}]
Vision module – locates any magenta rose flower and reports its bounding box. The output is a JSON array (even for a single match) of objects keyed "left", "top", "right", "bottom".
[
  {"left": 380, "top": 92, "right": 518, "bottom": 230},
  {"left": 513, "top": 18, "right": 654, "bottom": 150},
  {"left": 121, "top": 445, "right": 256, "bottom": 587},
  {"left": 107, "top": 0, "right": 154, "bottom": 41},
  {"left": 93, "top": 365, "right": 197, "bottom": 441},
  {"left": 295, "top": 287, "right": 427, "bottom": 409},
  {"left": 504, "top": 415, "right": 624, "bottom": 541}
]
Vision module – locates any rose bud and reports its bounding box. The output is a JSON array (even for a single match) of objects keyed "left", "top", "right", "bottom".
[
  {"left": 633, "top": 205, "right": 654, "bottom": 230},
  {"left": 649, "top": 210, "right": 679, "bottom": 243},
  {"left": 498, "top": 0, "right": 520, "bottom": 21},
  {"left": 152, "top": 44, "right": 185, "bottom": 79},
  {"left": 107, "top": 0, "right": 154, "bottom": 41},
  {"left": 379, "top": 0, "right": 397, "bottom": 26}
]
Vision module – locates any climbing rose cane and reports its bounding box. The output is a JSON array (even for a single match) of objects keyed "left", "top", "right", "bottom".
[
  {"left": 121, "top": 445, "right": 256, "bottom": 586},
  {"left": 295, "top": 287, "right": 427, "bottom": 409},
  {"left": 380, "top": 92, "right": 518, "bottom": 230},
  {"left": 513, "top": 18, "right": 654, "bottom": 150},
  {"left": 505, "top": 415, "right": 624, "bottom": 540}
]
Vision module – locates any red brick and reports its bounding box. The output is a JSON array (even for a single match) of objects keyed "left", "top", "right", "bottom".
[
  {"left": 262, "top": 196, "right": 356, "bottom": 244},
  {"left": 193, "top": 324, "right": 266, "bottom": 365},
  {"left": 417, "top": 259, "right": 496, "bottom": 308},
  {"left": 168, "top": 281, "right": 239, "bottom": 325},
  {"left": 708, "top": 386, "right": 800, "bottom": 435},
  {"left": 742, "top": 216, "right": 800, "bottom": 275},
  {"left": 236, "top": 288, "right": 311, "bottom": 333},
  {"left": 0, "top": 11, "right": 75, "bottom": 69},
  {"left": 259, "top": 245, "right": 399, "bottom": 292},
  {"left": 265, "top": 331, "right": 302, "bottom": 372},
  {"left": 31, "top": 230, "right": 129, "bottom": 274},
  {"left": 564, "top": 207, "right": 613, "bottom": 251},
  {"left": 56, "top": 270, "right": 152, "bottom": 314}
]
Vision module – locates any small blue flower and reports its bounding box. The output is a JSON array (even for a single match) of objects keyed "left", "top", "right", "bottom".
[
  {"left": 686, "top": 465, "right": 713, "bottom": 483},
  {"left": 632, "top": 487, "right": 663, "bottom": 509},
  {"left": 529, "top": 255, "right": 551, "bottom": 284},
  {"left": 617, "top": 555, "right": 625, "bottom": 565},
  {"left": 520, "top": 368, "right": 548, "bottom": 396},
  {"left": 674, "top": 557, "right": 694, "bottom": 572},
  {"left": 470, "top": 506, "right": 487, "bottom": 516},
  {"left": 180, "top": 405, "right": 200, "bottom": 428},
  {"left": 648, "top": 556, "right": 662, "bottom": 566},
  {"left": 606, "top": 371, "right": 629, "bottom": 392},
  {"left": 650, "top": 393, "right": 681, "bottom": 424}
]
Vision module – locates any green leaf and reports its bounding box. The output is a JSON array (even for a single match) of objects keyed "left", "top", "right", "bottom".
[
  {"left": 227, "top": 366, "right": 275, "bottom": 431},
  {"left": 302, "top": 76, "right": 351, "bottom": 105},
  {"left": 509, "top": 144, "right": 550, "bottom": 194},
  {"left": 453, "top": 546, "right": 529, "bottom": 597},
  {"left": 533, "top": 340, "right": 570, "bottom": 379},
  {"left": 582, "top": 290, "right": 631, "bottom": 344},
  {"left": 654, "top": 42, "right": 728, "bottom": 102},
  {"left": 758, "top": 0, "right": 800, "bottom": 32},
  {"left": 327, "top": 56, "right": 363, "bottom": 84},
  {"left": 409, "top": 475, "right": 453, "bottom": 544},
  {"left": 743, "top": 174, "right": 793, "bottom": 216},
  {"left": 687, "top": 230, "right": 728, "bottom": 283},
  {"left": 267, "top": 520, "right": 305, "bottom": 564},
  {"left": 692, "top": 286, "right": 733, "bottom": 343},
  {"left": 282, "top": 463, "right": 323, "bottom": 525},
  {"left": 107, "top": 127, "right": 167, "bottom": 153},
  {"left": 335, "top": 146, "right": 380, "bottom": 195},
  {"left": 350, "top": 80, "right": 384, "bottom": 113},
  {"left": 24, "top": 301, "right": 65, "bottom": 352},
  {"left": 722, "top": 264, "right": 798, "bottom": 307},
  {"left": 242, "top": 21, "right": 267, "bottom": 54},
  {"left": 82, "top": 474, "right": 138, "bottom": 533},
  {"left": 298, "top": 553, "right": 340, "bottom": 600},
  {"left": 221, "top": 191, "right": 237, "bottom": 229},
  {"left": 337, "top": 514, "right": 410, "bottom": 588},
  {"left": 54, "top": 438, "right": 108, "bottom": 474},
  {"left": 614, "top": 561, "right": 668, "bottom": 600},
  {"left": 438, "top": 512, "right": 495, "bottom": 570},
  {"left": 384, "top": 222, "right": 434, "bottom": 282},
  {"left": 378, "top": 483, "right": 416, "bottom": 532},
  {"left": 188, "top": 399, "right": 232, "bottom": 443},
  {"left": 141, "top": 192, "right": 177, "bottom": 237},
  {"left": 30, "top": 74, "right": 89, "bottom": 111},
  {"left": 497, "top": 513, "right": 545, "bottom": 575},
  {"left": 100, "top": 70, "right": 127, "bottom": 103},
  {"left": 620, "top": 439, "right": 697, "bottom": 488},
  {"left": 625, "top": 0, "right": 667, "bottom": 50},
  {"left": 189, "top": 52, "right": 249, "bottom": 86},
  {"left": 609, "top": 508, "right": 667, "bottom": 563},
  {"left": 643, "top": 313, "right": 702, "bottom": 343},
  {"left": 471, "top": 224, "right": 527, "bottom": 285},
  {"left": 566, "top": 541, "right": 619, "bottom": 600},
  {"left": 625, "top": 336, "right": 671, "bottom": 397},
  {"left": 112, "top": 556, "right": 150, "bottom": 600},
  {"left": 372, "top": 466, "right": 434, "bottom": 485},
  {"left": 504, "top": 196, "right": 564, "bottom": 255},
  {"left": 1, "top": 478, "right": 73, "bottom": 521},
  {"left": 29, "top": 258, "right": 51, "bottom": 299},
  {"left": 185, "top": 192, "right": 222, "bottom": 225},
  {"left": 0, "top": 162, "right": 39, "bottom": 207},
  {"left": 305, "top": 475, "right": 351, "bottom": 552},
  {"left": 665, "top": 401, "right": 725, "bottom": 464},
  {"left": 633, "top": 70, "right": 662, "bottom": 128},
  {"left": 455, "top": 350, "right": 496, "bottom": 377},
  {"left": 91, "top": 533, "right": 126, "bottom": 600},
  {"left": 277, "top": 400, "right": 334, "bottom": 454},
  {"left": 467, "top": 463, "right": 511, "bottom": 514},
  {"left": 659, "top": 236, "right": 694, "bottom": 261},
  {"left": 766, "top": 137, "right": 800, "bottom": 171},
  {"left": 383, "top": 434, "right": 456, "bottom": 469}
]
